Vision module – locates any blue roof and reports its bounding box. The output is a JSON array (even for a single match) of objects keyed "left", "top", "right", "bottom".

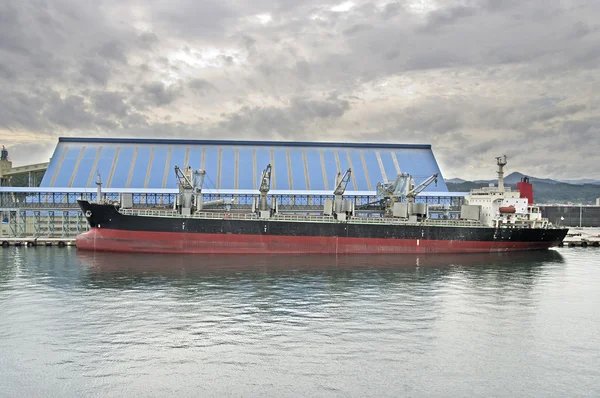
[
  {"left": 56, "top": 137, "right": 433, "bottom": 150},
  {"left": 40, "top": 137, "right": 448, "bottom": 192}
]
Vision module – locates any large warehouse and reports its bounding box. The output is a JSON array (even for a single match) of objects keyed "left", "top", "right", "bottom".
[{"left": 40, "top": 137, "right": 449, "bottom": 194}]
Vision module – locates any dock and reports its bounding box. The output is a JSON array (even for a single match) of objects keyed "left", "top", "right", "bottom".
[
  {"left": 558, "top": 228, "right": 600, "bottom": 247},
  {"left": 1, "top": 237, "right": 596, "bottom": 248},
  {"left": 1, "top": 237, "right": 76, "bottom": 247}
]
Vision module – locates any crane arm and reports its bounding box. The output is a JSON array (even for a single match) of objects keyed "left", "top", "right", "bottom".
[
  {"left": 376, "top": 172, "right": 412, "bottom": 198},
  {"left": 333, "top": 168, "right": 352, "bottom": 196},
  {"left": 175, "top": 166, "right": 193, "bottom": 190},
  {"left": 175, "top": 166, "right": 206, "bottom": 192},
  {"left": 406, "top": 173, "right": 438, "bottom": 199},
  {"left": 259, "top": 164, "right": 272, "bottom": 194}
]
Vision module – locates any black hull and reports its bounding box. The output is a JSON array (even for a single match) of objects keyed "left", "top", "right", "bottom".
[{"left": 76, "top": 201, "right": 569, "bottom": 254}]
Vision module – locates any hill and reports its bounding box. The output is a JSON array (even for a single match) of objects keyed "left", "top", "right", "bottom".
[
  {"left": 558, "top": 179, "right": 600, "bottom": 185},
  {"left": 470, "top": 172, "right": 564, "bottom": 185},
  {"left": 447, "top": 177, "right": 600, "bottom": 204}
]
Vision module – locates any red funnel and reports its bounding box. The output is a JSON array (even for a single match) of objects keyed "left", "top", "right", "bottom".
[{"left": 517, "top": 177, "right": 534, "bottom": 205}]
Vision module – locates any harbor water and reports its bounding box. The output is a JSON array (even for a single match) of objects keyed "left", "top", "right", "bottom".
[{"left": 1, "top": 248, "right": 599, "bottom": 397}]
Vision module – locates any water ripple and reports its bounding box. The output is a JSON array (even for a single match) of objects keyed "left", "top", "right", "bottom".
[{"left": 1, "top": 248, "right": 599, "bottom": 396}]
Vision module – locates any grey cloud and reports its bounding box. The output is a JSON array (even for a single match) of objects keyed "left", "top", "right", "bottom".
[
  {"left": 188, "top": 79, "right": 219, "bottom": 96},
  {"left": 350, "top": 93, "right": 598, "bottom": 179},
  {"left": 215, "top": 95, "right": 351, "bottom": 138},
  {"left": 92, "top": 92, "right": 130, "bottom": 117},
  {"left": 138, "top": 32, "right": 159, "bottom": 48},
  {"left": 44, "top": 95, "right": 95, "bottom": 129},
  {"left": 133, "top": 82, "right": 183, "bottom": 108},
  {"left": 122, "top": 113, "right": 149, "bottom": 128},
  {"left": 152, "top": 0, "right": 238, "bottom": 40},
  {"left": 81, "top": 59, "right": 111, "bottom": 85},
  {"left": 561, "top": 118, "right": 600, "bottom": 139},
  {"left": 300, "top": 0, "right": 600, "bottom": 85},
  {"left": 94, "top": 118, "right": 120, "bottom": 130},
  {"left": 1, "top": 0, "right": 600, "bottom": 181},
  {"left": 0, "top": 63, "right": 15, "bottom": 79},
  {"left": 381, "top": 2, "right": 405, "bottom": 20},
  {"left": 420, "top": 6, "right": 477, "bottom": 32},
  {"left": 0, "top": 2, "right": 28, "bottom": 55},
  {"left": 0, "top": 91, "right": 46, "bottom": 131},
  {"left": 294, "top": 61, "right": 312, "bottom": 81},
  {"left": 289, "top": 96, "right": 350, "bottom": 119},
  {"left": 5, "top": 141, "right": 57, "bottom": 167},
  {"left": 96, "top": 40, "right": 128, "bottom": 63},
  {"left": 343, "top": 24, "right": 372, "bottom": 36}
]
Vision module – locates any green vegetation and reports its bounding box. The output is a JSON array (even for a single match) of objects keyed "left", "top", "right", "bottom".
[{"left": 7, "top": 171, "right": 45, "bottom": 187}]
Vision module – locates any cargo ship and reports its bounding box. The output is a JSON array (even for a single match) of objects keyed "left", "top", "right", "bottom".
[{"left": 75, "top": 156, "right": 568, "bottom": 254}]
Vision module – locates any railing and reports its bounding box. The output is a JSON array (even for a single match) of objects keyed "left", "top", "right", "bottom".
[
  {"left": 119, "top": 208, "right": 490, "bottom": 227},
  {"left": 1, "top": 191, "right": 463, "bottom": 210},
  {"left": 1, "top": 209, "right": 89, "bottom": 238}
]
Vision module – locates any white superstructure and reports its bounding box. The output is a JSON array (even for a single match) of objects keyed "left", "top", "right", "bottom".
[{"left": 462, "top": 156, "right": 549, "bottom": 228}]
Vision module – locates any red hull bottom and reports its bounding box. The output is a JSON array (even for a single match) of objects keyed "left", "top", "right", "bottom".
[{"left": 76, "top": 229, "right": 559, "bottom": 254}]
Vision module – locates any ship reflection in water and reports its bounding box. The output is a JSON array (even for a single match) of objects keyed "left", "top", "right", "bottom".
[
  {"left": 77, "top": 249, "right": 565, "bottom": 278},
  {"left": 5, "top": 248, "right": 597, "bottom": 398}
]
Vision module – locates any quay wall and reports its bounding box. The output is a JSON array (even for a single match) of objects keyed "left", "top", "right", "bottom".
[{"left": 539, "top": 205, "right": 600, "bottom": 228}]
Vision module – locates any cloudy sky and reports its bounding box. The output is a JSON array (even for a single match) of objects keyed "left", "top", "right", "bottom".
[{"left": 1, "top": 0, "right": 598, "bottom": 180}]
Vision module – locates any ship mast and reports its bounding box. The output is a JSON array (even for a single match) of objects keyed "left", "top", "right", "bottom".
[
  {"left": 496, "top": 155, "right": 507, "bottom": 192},
  {"left": 95, "top": 170, "right": 103, "bottom": 203}
]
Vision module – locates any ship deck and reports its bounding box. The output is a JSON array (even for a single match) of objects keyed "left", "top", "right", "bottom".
[{"left": 118, "top": 208, "right": 548, "bottom": 229}]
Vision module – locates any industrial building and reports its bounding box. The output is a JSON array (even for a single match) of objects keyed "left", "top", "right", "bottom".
[
  {"left": 2, "top": 137, "right": 461, "bottom": 241},
  {"left": 41, "top": 137, "right": 448, "bottom": 193},
  {"left": 538, "top": 205, "right": 600, "bottom": 228}
]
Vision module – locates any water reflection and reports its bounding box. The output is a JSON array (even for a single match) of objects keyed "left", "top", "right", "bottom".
[
  {"left": 74, "top": 249, "right": 564, "bottom": 295},
  {"left": 77, "top": 249, "right": 564, "bottom": 276},
  {"left": 4, "top": 247, "right": 593, "bottom": 398},
  {"left": 0, "top": 248, "right": 564, "bottom": 290}
]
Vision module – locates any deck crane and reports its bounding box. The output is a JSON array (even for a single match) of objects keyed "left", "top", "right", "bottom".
[
  {"left": 334, "top": 168, "right": 352, "bottom": 213},
  {"left": 376, "top": 172, "right": 413, "bottom": 204},
  {"left": 324, "top": 168, "right": 354, "bottom": 220},
  {"left": 405, "top": 173, "right": 439, "bottom": 203},
  {"left": 375, "top": 172, "right": 438, "bottom": 216},
  {"left": 333, "top": 168, "right": 352, "bottom": 197},
  {"left": 174, "top": 166, "right": 211, "bottom": 214},
  {"left": 258, "top": 164, "right": 272, "bottom": 212},
  {"left": 175, "top": 165, "right": 206, "bottom": 193}
]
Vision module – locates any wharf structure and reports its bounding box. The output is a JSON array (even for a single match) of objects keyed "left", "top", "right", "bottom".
[
  {"left": 538, "top": 205, "right": 600, "bottom": 228},
  {"left": 1, "top": 137, "right": 462, "bottom": 241}
]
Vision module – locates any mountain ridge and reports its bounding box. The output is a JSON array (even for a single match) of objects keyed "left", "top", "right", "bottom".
[
  {"left": 447, "top": 172, "right": 600, "bottom": 186},
  {"left": 446, "top": 172, "right": 600, "bottom": 204}
]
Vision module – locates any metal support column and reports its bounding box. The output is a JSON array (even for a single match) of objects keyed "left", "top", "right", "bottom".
[
  {"left": 48, "top": 211, "right": 55, "bottom": 237},
  {"left": 34, "top": 210, "right": 41, "bottom": 237},
  {"left": 62, "top": 211, "right": 69, "bottom": 238}
]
